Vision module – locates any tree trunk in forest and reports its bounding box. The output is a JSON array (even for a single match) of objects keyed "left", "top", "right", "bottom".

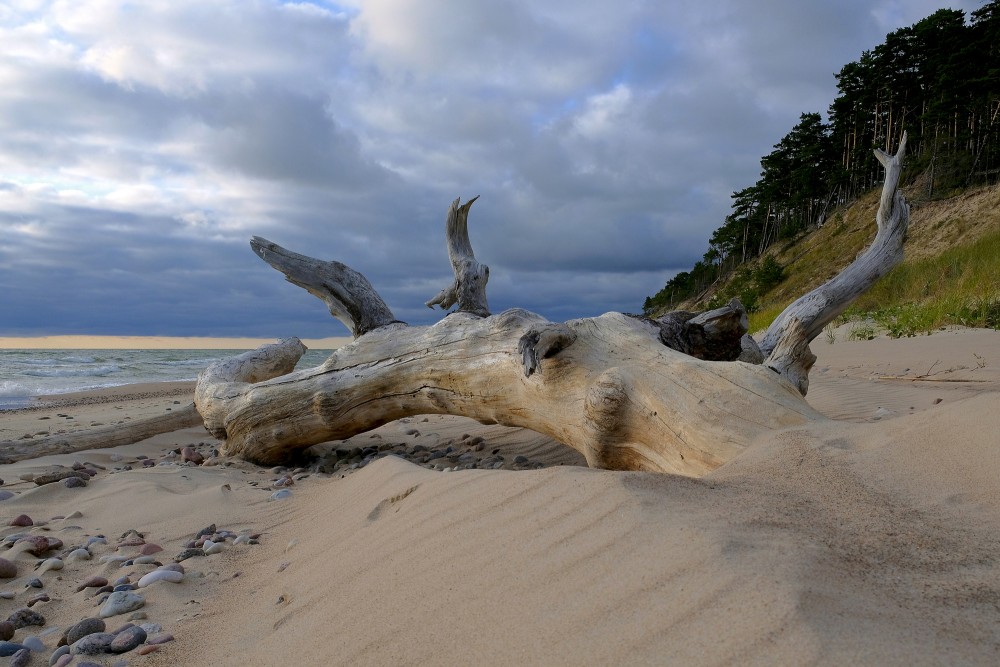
[{"left": 194, "top": 138, "right": 909, "bottom": 476}]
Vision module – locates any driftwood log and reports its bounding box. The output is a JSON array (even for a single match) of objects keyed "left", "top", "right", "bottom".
[
  {"left": 0, "top": 403, "right": 203, "bottom": 464},
  {"left": 195, "top": 136, "right": 909, "bottom": 476}
]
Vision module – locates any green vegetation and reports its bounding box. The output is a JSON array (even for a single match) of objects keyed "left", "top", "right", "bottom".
[
  {"left": 747, "top": 229, "right": 1000, "bottom": 335},
  {"left": 645, "top": 2, "right": 1000, "bottom": 316}
]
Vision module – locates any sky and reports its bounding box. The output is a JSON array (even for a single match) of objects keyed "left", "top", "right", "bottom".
[{"left": 0, "top": 0, "right": 984, "bottom": 339}]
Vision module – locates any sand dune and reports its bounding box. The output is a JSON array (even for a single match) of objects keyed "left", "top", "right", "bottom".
[{"left": 0, "top": 327, "right": 997, "bottom": 665}]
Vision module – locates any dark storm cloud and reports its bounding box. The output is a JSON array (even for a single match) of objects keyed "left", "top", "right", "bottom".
[{"left": 0, "top": 0, "right": 982, "bottom": 338}]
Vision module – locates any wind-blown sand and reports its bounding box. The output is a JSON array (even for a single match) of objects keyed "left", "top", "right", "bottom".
[{"left": 0, "top": 328, "right": 997, "bottom": 665}]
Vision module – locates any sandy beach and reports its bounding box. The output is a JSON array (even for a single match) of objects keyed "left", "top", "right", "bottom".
[{"left": 0, "top": 327, "right": 997, "bottom": 665}]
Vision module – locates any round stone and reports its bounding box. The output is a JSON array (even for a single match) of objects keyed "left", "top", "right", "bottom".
[
  {"left": 70, "top": 632, "right": 114, "bottom": 655},
  {"left": 64, "top": 617, "right": 106, "bottom": 645},
  {"left": 9, "top": 515, "right": 32, "bottom": 527},
  {"left": 0, "top": 642, "right": 27, "bottom": 657},
  {"left": 0, "top": 559, "right": 17, "bottom": 579},
  {"left": 0, "top": 621, "right": 14, "bottom": 641},
  {"left": 7, "top": 608, "right": 45, "bottom": 629},
  {"left": 98, "top": 591, "right": 144, "bottom": 619},
  {"left": 109, "top": 625, "right": 146, "bottom": 653},
  {"left": 63, "top": 476, "right": 88, "bottom": 488}
]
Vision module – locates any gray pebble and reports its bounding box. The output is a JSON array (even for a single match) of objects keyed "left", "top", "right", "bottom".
[
  {"left": 0, "top": 642, "right": 26, "bottom": 657},
  {"left": 99, "top": 591, "right": 144, "bottom": 618},
  {"left": 22, "top": 635, "right": 45, "bottom": 651},
  {"left": 8, "top": 608, "right": 45, "bottom": 629},
  {"left": 63, "top": 476, "right": 88, "bottom": 488},
  {"left": 64, "top": 617, "right": 106, "bottom": 645},
  {"left": 514, "top": 455, "right": 529, "bottom": 464},
  {"left": 71, "top": 632, "right": 114, "bottom": 655},
  {"left": 48, "top": 645, "right": 70, "bottom": 666},
  {"left": 10, "top": 648, "right": 29, "bottom": 667},
  {"left": 270, "top": 489, "right": 292, "bottom": 501},
  {"left": 174, "top": 548, "right": 205, "bottom": 562}
]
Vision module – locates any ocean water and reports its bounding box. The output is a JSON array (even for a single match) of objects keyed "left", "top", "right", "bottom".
[{"left": 0, "top": 348, "right": 334, "bottom": 410}]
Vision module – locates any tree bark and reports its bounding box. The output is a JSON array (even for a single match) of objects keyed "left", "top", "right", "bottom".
[{"left": 194, "top": 138, "right": 909, "bottom": 475}]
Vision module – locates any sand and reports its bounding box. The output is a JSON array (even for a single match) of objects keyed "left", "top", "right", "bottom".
[{"left": 0, "top": 327, "right": 997, "bottom": 665}]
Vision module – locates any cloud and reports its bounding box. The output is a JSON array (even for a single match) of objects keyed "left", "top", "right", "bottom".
[{"left": 0, "top": 0, "right": 983, "bottom": 338}]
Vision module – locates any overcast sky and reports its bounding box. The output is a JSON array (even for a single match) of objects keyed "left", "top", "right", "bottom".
[{"left": 0, "top": 0, "right": 982, "bottom": 338}]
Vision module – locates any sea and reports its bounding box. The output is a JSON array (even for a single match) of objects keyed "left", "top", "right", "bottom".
[{"left": 0, "top": 348, "right": 334, "bottom": 410}]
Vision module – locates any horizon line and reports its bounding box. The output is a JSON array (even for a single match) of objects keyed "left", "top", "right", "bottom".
[{"left": 0, "top": 334, "right": 352, "bottom": 350}]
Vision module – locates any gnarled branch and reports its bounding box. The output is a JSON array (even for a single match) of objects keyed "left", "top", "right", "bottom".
[{"left": 425, "top": 196, "right": 490, "bottom": 316}]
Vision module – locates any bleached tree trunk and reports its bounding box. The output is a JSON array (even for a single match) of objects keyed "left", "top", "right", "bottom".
[{"left": 195, "top": 138, "right": 909, "bottom": 476}]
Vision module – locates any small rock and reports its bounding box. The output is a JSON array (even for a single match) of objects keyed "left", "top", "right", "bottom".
[
  {"left": 99, "top": 591, "right": 144, "bottom": 618},
  {"left": 15, "top": 536, "right": 62, "bottom": 557},
  {"left": 0, "top": 559, "right": 17, "bottom": 579},
  {"left": 0, "top": 621, "right": 13, "bottom": 640},
  {"left": 63, "top": 617, "right": 106, "bottom": 646},
  {"left": 50, "top": 644, "right": 71, "bottom": 663},
  {"left": 195, "top": 524, "right": 216, "bottom": 539},
  {"left": 71, "top": 632, "right": 115, "bottom": 655},
  {"left": 26, "top": 578, "right": 43, "bottom": 589},
  {"left": 109, "top": 625, "right": 146, "bottom": 653},
  {"left": 76, "top": 576, "right": 109, "bottom": 592},
  {"left": 180, "top": 446, "right": 204, "bottom": 465},
  {"left": 146, "top": 632, "right": 174, "bottom": 645},
  {"left": 270, "top": 489, "right": 292, "bottom": 501},
  {"left": 0, "top": 642, "right": 26, "bottom": 657},
  {"left": 67, "top": 548, "right": 92, "bottom": 561},
  {"left": 33, "top": 471, "right": 88, "bottom": 486},
  {"left": 0, "top": 491, "right": 14, "bottom": 501},
  {"left": 8, "top": 608, "right": 45, "bottom": 629},
  {"left": 202, "top": 540, "right": 224, "bottom": 555},
  {"left": 137, "top": 645, "right": 160, "bottom": 655},
  {"left": 137, "top": 569, "right": 183, "bottom": 587},
  {"left": 9, "top": 515, "right": 32, "bottom": 527},
  {"left": 27, "top": 593, "right": 49, "bottom": 607},
  {"left": 174, "top": 548, "right": 205, "bottom": 563},
  {"left": 21, "top": 635, "right": 44, "bottom": 651},
  {"left": 139, "top": 543, "right": 163, "bottom": 556},
  {"left": 63, "top": 476, "right": 88, "bottom": 488},
  {"left": 513, "top": 455, "right": 529, "bottom": 465},
  {"left": 39, "top": 558, "right": 65, "bottom": 577},
  {"left": 9, "top": 648, "right": 29, "bottom": 667}
]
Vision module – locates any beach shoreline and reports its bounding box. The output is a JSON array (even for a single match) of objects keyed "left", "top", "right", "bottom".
[{"left": 0, "top": 327, "right": 996, "bottom": 665}]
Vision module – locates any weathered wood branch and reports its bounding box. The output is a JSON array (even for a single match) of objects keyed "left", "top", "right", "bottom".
[
  {"left": 195, "top": 135, "right": 907, "bottom": 475},
  {"left": 425, "top": 196, "right": 490, "bottom": 316},
  {"left": 195, "top": 310, "right": 822, "bottom": 474},
  {"left": 0, "top": 404, "right": 203, "bottom": 464},
  {"left": 251, "top": 237, "right": 399, "bottom": 338},
  {"left": 758, "top": 134, "right": 909, "bottom": 393}
]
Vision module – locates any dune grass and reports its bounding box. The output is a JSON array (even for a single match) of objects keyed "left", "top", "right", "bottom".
[{"left": 749, "top": 228, "right": 1000, "bottom": 336}]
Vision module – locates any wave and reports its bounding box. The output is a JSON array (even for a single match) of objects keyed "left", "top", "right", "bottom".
[{"left": 21, "top": 364, "right": 121, "bottom": 378}]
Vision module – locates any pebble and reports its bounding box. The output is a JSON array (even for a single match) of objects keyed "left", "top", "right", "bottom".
[
  {"left": 71, "top": 632, "right": 115, "bottom": 655},
  {"left": 49, "top": 646, "right": 71, "bottom": 664},
  {"left": 8, "top": 608, "right": 45, "bottom": 629},
  {"left": 33, "top": 470, "right": 88, "bottom": 486},
  {"left": 0, "top": 642, "right": 27, "bottom": 657},
  {"left": 203, "top": 540, "right": 224, "bottom": 555},
  {"left": 233, "top": 534, "right": 251, "bottom": 545},
  {"left": 63, "top": 617, "right": 106, "bottom": 645},
  {"left": 270, "top": 489, "right": 293, "bottom": 500},
  {"left": 27, "top": 593, "right": 50, "bottom": 607},
  {"left": 0, "top": 593, "right": 12, "bottom": 600},
  {"left": 137, "top": 645, "right": 160, "bottom": 655},
  {"left": 0, "top": 558, "right": 17, "bottom": 579},
  {"left": 38, "top": 559, "right": 64, "bottom": 576},
  {"left": 0, "top": 621, "right": 13, "bottom": 640},
  {"left": 53, "top": 654, "right": 74, "bottom": 667},
  {"left": 109, "top": 625, "right": 146, "bottom": 653},
  {"left": 139, "top": 543, "right": 163, "bottom": 555},
  {"left": 174, "top": 548, "right": 205, "bottom": 562},
  {"left": 21, "top": 635, "right": 44, "bottom": 651},
  {"left": 137, "top": 569, "right": 184, "bottom": 587},
  {"left": 139, "top": 622, "right": 162, "bottom": 635},
  {"left": 9, "top": 648, "right": 29, "bottom": 667},
  {"left": 99, "top": 591, "right": 145, "bottom": 618},
  {"left": 9, "top": 515, "right": 32, "bottom": 527},
  {"left": 26, "top": 578, "right": 43, "bottom": 589},
  {"left": 132, "top": 555, "right": 159, "bottom": 565},
  {"left": 181, "top": 446, "right": 204, "bottom": 465},
  {"left": 146, "top": 632, "right": 175, "bottom": 645},
  {"left": 15, "top": 536, "right": 63, "bottom": 557},
  {"left": 85, "top": 536, "right": 107, "bottom": 548},
  {"left": 0, "top": 491, "right": 14, "bottom": 501},
  {"left": 76, "top": 576, "right": 109, "bottom": 592},
  {"left": 67, "top": 548, "right": 92, "bottom": 561}
]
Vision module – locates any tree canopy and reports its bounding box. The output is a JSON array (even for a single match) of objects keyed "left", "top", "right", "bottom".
[{"left": 644, "top": 2, "right": 1000, "bottom": 315}]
